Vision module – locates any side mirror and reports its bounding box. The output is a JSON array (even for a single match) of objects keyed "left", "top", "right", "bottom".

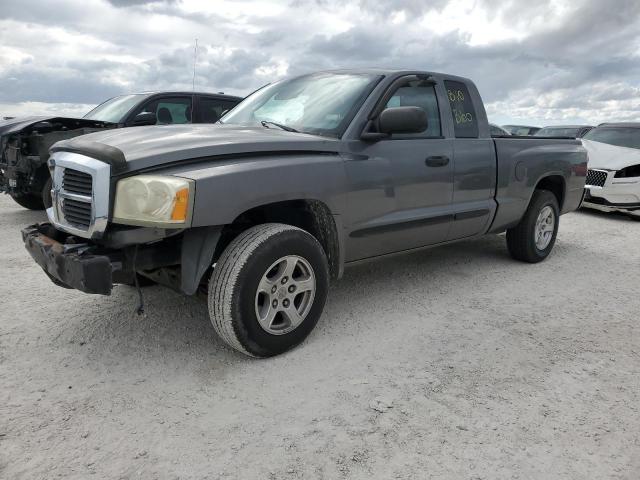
[
  {"left": 378, "top": 106, "right": 428, "bottom": 134},
  {"left": 132, "top": 111, "right": 157, "bottom": 126}
]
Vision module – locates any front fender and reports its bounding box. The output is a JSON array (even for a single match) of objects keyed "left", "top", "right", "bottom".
[{"left": 176, "top": 153, "right": 348, "bottom": 226}]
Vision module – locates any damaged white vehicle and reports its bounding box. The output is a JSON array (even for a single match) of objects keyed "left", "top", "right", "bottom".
[{"left": 582, "top": 123, "right": 640, "bottom": 219}]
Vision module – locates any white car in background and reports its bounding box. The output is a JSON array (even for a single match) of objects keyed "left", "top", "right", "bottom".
[{"left": 582, "top": 123, "right": 640, "bottom": 219}]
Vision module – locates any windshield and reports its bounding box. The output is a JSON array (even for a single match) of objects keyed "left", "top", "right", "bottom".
[
  {"left": 535, "top": 127, "right": 580, "bottom": 138},
  {"left": 221, "top": 72, "right": 381, "bottom": 137},
  {"left": 583, "top": 127, "right": 640, "bottom": 150},
  {"left": 84, "top": 94, "right": 146, "bottom": 123}
]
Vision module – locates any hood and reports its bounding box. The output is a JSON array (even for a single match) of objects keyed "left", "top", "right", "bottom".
[
  {"left": 582, "top": 139, "right": 640, "bottom": 170},
  {"left": 0, "top": 116, "right": 114, "bottom": 137},
  {"left": 0, "top": 116, "right": 49, "bottom": 135},
  {"left": 50, "top": 123, "right": 341, "bottom": 174}
]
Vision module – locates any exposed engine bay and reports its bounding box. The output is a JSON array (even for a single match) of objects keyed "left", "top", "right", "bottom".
[{"left": 0, "top": 117, "right": 114, "bottom": 209}]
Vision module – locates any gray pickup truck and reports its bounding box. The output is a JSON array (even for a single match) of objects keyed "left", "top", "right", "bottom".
[{"left": 22, "top": 69, "right": 588, "bottom": 357}]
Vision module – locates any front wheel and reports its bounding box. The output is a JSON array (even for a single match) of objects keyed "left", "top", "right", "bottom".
[
  {"left": 10, "top": 192, "right": 45, "bottom": 210},
  {"left": 506, "top": 190, "right": 560, "bottom": 263},
  {"left": 42, "top": 176, "right": 53, "bottom": 210},
  {"left": 208, "top": 223, "right": 329, "bottom": 357}
]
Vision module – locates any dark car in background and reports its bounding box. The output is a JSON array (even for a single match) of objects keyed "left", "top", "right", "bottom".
[
  {"left": 84, "top": 91, "right": 241, "bottom": 126},
  {"left": 502, "top": 125, "right": 541, "bottom": 136},
  {"left": 534, "top": 125, "right": 594, "bottom": 138},
  {"left": 1, "top": 91, "right": 242, "bottom": 210}
]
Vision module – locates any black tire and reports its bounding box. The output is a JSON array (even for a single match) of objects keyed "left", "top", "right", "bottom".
[
  {"left": 209, "top": 223, "right": 329, "bottom": 357},
  {"left": 42, "top": 176, "right": 53, "bottom": 210},
  {"left": 9, "top": 192, "right": 45, "bottom": 210},
  {"left": 506, "top": 190, "right": 560, "bottom": 263}
]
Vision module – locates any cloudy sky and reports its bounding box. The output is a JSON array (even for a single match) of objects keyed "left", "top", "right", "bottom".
[{"left": 1, "top": 0, "right": 639, "bottom": 126}]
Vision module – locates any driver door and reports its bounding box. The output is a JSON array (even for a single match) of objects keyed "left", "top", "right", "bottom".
[{"left": 344, "top": 78, "right": 454, "bottom": 261}]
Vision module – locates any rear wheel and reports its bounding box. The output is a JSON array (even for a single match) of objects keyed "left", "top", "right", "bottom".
[
  {"left": 208, "top": 223, "right": 329, "bottom": 357},
  {"left": 10, "top": 192, "right": 45, "bottom": 210},
  {"left": 506, "top": 190, "right": 560, "bottom": 263}
]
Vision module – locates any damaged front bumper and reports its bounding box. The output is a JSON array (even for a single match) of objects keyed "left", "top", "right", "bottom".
[
  {"left": 22, "top": 223, "right": 185, "bottom": 295},
  {"left": 583, "top": 189, "right": 640, "bottom": 217},
  {"left": 22, "top": 223, "right": 130, "bottom": 295}
]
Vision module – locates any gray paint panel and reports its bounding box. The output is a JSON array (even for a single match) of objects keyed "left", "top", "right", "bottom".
[
  {"left": 489, "top": 137, "right": 588, "bottom": 233},
  {"left": 342, "top": 137, "right": 455, "bottom": 261},
  {"left": 169, "top": 153, "right": 348, "bottom": 227},
  {"left": 448, "top": 138, "right": 497, "bottom": 240}
]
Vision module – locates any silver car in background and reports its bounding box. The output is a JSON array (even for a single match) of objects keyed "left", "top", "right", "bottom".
[
  {"left": 535, "top": 125, "right": 594, "bottom": 138},
  {"left": 502, "top": 124, "right": 541, "bottom": 136}
]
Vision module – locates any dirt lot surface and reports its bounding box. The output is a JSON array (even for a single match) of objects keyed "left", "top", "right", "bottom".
[{"left": 1, "top": 193, "right": 639, "bottom": 480}]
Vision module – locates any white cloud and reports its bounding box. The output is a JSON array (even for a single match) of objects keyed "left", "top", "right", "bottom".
[
  {"left": 0, "top": 0, "right": 638, "bottom": 127},
  {"left": 0, "top": 101, "right": 94, "bottom": 118}
]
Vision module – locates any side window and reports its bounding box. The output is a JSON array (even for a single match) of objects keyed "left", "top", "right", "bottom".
[
  {"left": 444, "top": 80, "right": 478, "bottom": 138},
  {"left": 135, "top": 97, "right": 192, "bottom": 125},
  {"left": 200, "top": 98, "right": 239, "bottom": 123},
  {"left": 384, "top": 81, "right": 441, "bottom": 137}
]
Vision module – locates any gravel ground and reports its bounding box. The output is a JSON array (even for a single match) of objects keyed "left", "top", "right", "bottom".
[{"left": 1, "top": 193, "right": 639, "bottom": 480}]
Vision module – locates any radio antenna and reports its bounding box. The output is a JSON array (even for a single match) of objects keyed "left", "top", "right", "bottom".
[{"left": 192, "top": 38, "right": 198, "bottom": 91}]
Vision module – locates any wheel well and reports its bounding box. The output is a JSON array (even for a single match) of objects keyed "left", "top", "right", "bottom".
[
  {"left": 214, "top": 200, "right": 340, "bottom": 280},
  {"left": 535, "top": 175, "right": 565, "bottom": 209}
]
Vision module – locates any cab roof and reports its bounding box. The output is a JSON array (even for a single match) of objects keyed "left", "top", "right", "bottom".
[
  {"left": 306, "top": 68, "right": 471, "bottom": 83},
  {"left": 123, "top": 91, "right": 242, "bottom": 100}
]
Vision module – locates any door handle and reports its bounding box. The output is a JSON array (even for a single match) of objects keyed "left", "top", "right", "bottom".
[{"left": 425, "top": 156, "right": 450, "bottom": 167}]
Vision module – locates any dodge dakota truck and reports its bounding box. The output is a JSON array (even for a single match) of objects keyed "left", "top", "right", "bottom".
[
  {"left": 1, "top": 91, "right": 241, "bottom": 210},
  {"left": 22, "top": 69, "right": 588, "bottom": 357}
]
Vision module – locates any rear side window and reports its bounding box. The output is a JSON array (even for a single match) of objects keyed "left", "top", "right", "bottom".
[
  {"left": 444, "top": 80, "right": 478, "bottom": 138},
  {"left": 156, "top": 100, "right": 191, "bottom": 124},
  {"left": 133, "top": 97, "right": 192, "bottom": 124},
  {"left": 384, "top": 80, "right": 441, "bottom": 137},
  {"left": 200, "top": 97, "right": 239, "bottom": 123}
]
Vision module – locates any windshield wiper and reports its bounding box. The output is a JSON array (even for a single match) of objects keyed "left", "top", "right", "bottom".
[{"left": 260, "top": 120, "right": 299, "bottom": 133}]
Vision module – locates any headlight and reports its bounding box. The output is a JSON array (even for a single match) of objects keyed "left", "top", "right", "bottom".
[
  {"left": 113, "top": 175, "right": 193, "bottom": 227},
  {"left": 614, "top": 164, "right": 640, "bottom": 179}
]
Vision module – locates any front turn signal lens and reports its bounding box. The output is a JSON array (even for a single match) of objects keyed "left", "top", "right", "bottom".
[{"left": 171, "top": 187, "right": 190, "bottom": 221}]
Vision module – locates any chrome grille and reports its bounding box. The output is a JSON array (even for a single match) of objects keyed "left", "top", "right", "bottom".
[
  {"left": 62, "top": 169, "right": 93, "bottom": 195},
  {"left": 62, "top": 197, "right": 92, "bottom": 228},
  {"left": 47, "top": 151, "right": 111, "bottom": 239},
  {"left": 586, "top": 169, "right": 608, "bottom": 188}
]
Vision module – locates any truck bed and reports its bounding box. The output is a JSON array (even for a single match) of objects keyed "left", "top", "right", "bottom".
[{"left": 489, "top": 136, "right": 588, "bottom": 233}]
